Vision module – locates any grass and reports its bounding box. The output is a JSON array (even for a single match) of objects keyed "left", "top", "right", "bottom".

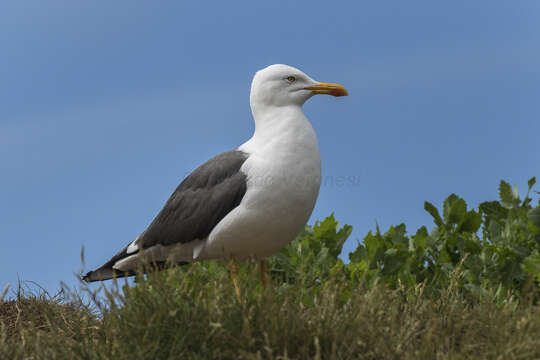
[{"left": 2, "top": 262, "right": 540, "bottom": 359}]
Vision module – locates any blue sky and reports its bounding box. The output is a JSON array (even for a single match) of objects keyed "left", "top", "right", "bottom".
[{"left": 1, "top": 1, "right": 539, "bottom": 295}]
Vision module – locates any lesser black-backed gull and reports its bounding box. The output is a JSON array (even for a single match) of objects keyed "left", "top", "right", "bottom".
[{"left": 83, "top": 64, "right": 348, "bottom": 289}]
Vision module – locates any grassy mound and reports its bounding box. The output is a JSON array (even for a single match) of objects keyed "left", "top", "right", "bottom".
[
  {"left": 2, "top": 177, "right": 540, "bottom": 359},
  {"left": 2, "top": 267, "right": 540, "bottom": 359}
]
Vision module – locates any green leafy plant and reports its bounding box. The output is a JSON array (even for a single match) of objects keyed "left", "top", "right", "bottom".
[
  {"left": 268, "top": 213, "right": 352, "bottom": 286},
  {"left": 347, "top": 177, "right": 540, "bottom": 299}
]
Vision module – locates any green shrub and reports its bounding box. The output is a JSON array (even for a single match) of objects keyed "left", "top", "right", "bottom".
[{"left": 347, "top": 177, "right": 540, "bottom": 300}]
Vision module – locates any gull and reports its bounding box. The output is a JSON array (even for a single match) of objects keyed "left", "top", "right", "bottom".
[{"left": 83, "top": 64, "right": 347, "bottom": 297}]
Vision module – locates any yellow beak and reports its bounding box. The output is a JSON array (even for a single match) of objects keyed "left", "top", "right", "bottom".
[{"left": 306, "top": 82, "right": 348, "bottom": 97}]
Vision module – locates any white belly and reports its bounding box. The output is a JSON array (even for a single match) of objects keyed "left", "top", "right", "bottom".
[{"left": 201, "top": 124, "right": 322, "bottom": 260}]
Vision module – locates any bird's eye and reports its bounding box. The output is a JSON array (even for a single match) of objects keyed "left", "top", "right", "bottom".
[{"left": 286, "top": 76, "right": 296, "bottom": 83}]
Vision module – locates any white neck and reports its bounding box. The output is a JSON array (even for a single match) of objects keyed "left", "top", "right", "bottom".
[{"left": 240, "top": 102, "right": 318, "bottom": 155}]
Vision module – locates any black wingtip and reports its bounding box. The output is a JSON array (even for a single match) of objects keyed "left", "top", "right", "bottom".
[
  {"left": 83, "top": 261, "right": 189, "bottom": 282},
  {"left": 81, "top": 271, "right": 92, "bottom": 282},
  {"left": 81, "top": 267, "right": 117, "bottom": 282}
]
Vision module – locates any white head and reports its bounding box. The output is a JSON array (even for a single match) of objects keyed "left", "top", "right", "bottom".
[{"left": 250, "top": 64, "right": 347, "bottom": 112}]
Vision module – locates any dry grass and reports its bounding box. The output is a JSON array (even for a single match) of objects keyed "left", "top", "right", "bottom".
[{"left": 2, "top": 264, "right": 540, "bottom": 359}]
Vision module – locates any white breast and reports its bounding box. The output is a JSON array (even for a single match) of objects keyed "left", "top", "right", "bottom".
[{"left": 201, "top": 106, "right": 322, "bottom": 260}]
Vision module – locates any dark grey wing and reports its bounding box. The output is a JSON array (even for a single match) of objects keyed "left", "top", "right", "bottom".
[
  {"left": 141, "top": 149, "right": 249, "bottom": 247},
  {"left": 83, "top": 150, "right": 248, "bottom": 282}
]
